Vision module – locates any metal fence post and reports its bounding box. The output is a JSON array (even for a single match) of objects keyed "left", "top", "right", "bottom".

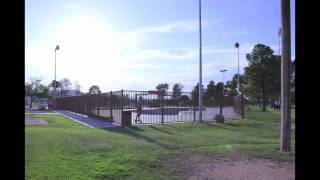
[
  {"left": 241, "top": 94, "right": 244, "bottom": 119},
  {"left": 110, "top": 91, "right": 113, "bottom": 119},
  {"left": 193, "top": 102, "right": 196, "bottom": 122},
  {"left": 121, "top": 89, "right": 124, "bottom": 126},
  {"left": 161, "top": 96, "right": 164, "bottom": 124},
  {"left": 97, "top": 95, "right": 100, "bottom": 117},
  {"left": 88, "top": 95, "right": 90, "bottom": 116}
]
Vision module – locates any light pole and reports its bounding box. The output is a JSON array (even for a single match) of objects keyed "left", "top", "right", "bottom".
[
  {"left": 278, "top": 28, "right": 281, "bottom": 55},
  {"left": 219, "top": 69, "right": 227, "bottom": 116},
  {"left": 198, "top": 0, "right": 203, "bottom": 122},
  {"left": 234, "top": 42, "right": 240, "bottom": 94},
  {"left": 54, "top": 45, "right": 60, "bottom": 109},
  {"left": 220, "top": 69, "right": 227, "bottom": 83}
]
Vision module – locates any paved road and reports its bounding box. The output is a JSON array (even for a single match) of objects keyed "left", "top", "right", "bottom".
[
  {"left": 25, "top": 109, "right": 55, "bottom": 114},
  {"left": 25, "top": 116, "right": 48, "bottom": 125}
]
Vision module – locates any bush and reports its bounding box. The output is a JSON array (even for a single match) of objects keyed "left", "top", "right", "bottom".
[{"left": 215, "top": 114, "right": 224, "bottom": 123}]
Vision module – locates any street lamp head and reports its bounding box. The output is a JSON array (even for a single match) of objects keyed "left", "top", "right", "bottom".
[
  {"left": 55, "top": 45, "right": 60, "bottom": 51},
  {"left": 234, "top": 42, "right": 239, "bottom": 48}
]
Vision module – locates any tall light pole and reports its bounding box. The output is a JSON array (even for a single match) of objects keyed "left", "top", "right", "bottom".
[
  {"left": 234, "top": 42, "right": 240, "bottom": 94},
  {"left": 219, "top": 69, "right": 227, "bottom": 116},
  {"left": 198, "top": 0, "right": 203, "bottom": 122},
  {"left": 280, "top": 0, "right": 291, "bottom": 152},
  {"left": 220, "top": 69, "right": 227, "bottom": 84},
  {"left": 278, "top": 28, "right": 281, "bottom": 55},
  {"left": 54, "top": 45, "right": 60, "bottom": 109}
]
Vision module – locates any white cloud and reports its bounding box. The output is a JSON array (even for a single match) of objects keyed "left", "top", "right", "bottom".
[{"left": 128, "top": 19, "right": 221, "bottom": 36}]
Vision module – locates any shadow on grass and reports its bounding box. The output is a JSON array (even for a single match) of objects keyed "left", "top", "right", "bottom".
[
  {"left": 101, "top": 127, "right": 179, "bottom": 150},
  {"left": 203, "top": 122, "right": 229, "bottom": 130},
  {"left": 149, "top": 125, "right": 176, "bottom": 135},
  {"left": 224, "top": 123, "right": 241, "bottom": 127}
]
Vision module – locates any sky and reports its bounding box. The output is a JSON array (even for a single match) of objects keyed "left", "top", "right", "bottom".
[{"left": 25, "top": 0, "right": 295, "bottom": 93}]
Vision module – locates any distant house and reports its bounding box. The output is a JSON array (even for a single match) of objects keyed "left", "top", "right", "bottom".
[
  {"left": 49, "top": 89, "right": 84, "bottom": 97},
  {"left": 65, "top": 90, "right": 84, "bottom": 96}
]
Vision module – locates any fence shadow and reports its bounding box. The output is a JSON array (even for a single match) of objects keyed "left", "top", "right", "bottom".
[
  {"left": 100, "top": 127, "right": 179, "bottom": 150},
  {"left": 203, "top": 122, "right": 230, "bottom": 130},
  {"left": 149, "top": 125, "right": 176, "bottom": 135}
]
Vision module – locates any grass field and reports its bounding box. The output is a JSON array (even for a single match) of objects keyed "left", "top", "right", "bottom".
[{"left": 25, "top": 106, "right": 295, "bottom": 179}]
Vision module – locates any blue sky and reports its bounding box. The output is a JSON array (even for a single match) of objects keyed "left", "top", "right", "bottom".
[{"left": 25, "top": 0, "right": 295, "bottom": 92}]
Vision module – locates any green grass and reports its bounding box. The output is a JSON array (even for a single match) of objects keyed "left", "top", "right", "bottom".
[{"left": 25, "top": 107, "right": 295, "bottom": 179}]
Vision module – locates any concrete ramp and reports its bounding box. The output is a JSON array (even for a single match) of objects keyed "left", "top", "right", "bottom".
[{"left": 55, "top": 110, "right": 119, "bottom": 128}]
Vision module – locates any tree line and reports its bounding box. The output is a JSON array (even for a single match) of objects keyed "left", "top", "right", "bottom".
[
  {"left": 25, "top": 43, "right": 295, "bottom": 111},
  {"left": 154, "top": 43, "right": 295, "bottom": 112}
]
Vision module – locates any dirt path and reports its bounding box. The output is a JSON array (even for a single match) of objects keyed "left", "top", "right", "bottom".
[
  {"left": 25, "top": 116, "right": 48, "bottom": 125},
  {"left": 162, "top": 154, "right": 295, "bottom": 180}
]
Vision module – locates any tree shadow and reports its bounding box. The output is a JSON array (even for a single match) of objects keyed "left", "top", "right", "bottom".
[
  {"left": 101, "top": 126, "right": 179, "bottom": 150},
  {"left": 224, "top": 123, "right": 241, "bottom": 127},
  {"left": 149, "top": 125, "right": 176, "bottom": 135},
  {"left": 203, "top": 122, "right": 230, "bottom": 130}
]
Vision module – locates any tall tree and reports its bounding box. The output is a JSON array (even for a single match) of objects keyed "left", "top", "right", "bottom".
[
  {"left": 88, "top": 85, "right": 101, "bottom": 94},
  {"left": 61, "top": 78, "right": 72, "bottom": 96},
  {"left": 25, "top": 77, "right": 50, "bottom": 108},
  {"left": 203, "top": 81, "right": 216, "bottom": 106},
  {"left": 214, "top": 82, "right": 224, "bottom": 115},
  {"left": 225, "top": 74, "right": 247, "bottom": 97},
  {"left": 244, "top": 44, "right": 280, "bottom": 111},
  {"left": 48, "top": 80, "right": 62, "bottom": 96},
  {"left": 191, "top": 83, "right": 204, "bottom": 106},
  {"left": 73, "top": 81, "right": 82, "bottom": 95},
  {"left": 172, "top": 83, "right": 183, "bottom": 99},
  {"left": 156, "top": 83, "right": 169, "bottom": 100},
  {"left": 156, "top": 83, "right": 169, "bottom": 93},
  {"left": 191, "top": 83, "right": 200, "bottom": 106}
]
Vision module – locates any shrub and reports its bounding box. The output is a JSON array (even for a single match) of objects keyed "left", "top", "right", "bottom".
[{"left": 215, "top": 114, "right": 224, "bottom": 123}]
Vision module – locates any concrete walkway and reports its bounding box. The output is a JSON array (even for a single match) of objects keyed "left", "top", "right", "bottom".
[{"left": 55, "top": 110, "right": 119, "bottom": 128}]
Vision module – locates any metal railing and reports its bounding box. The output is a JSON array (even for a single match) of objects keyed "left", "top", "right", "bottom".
[{"left": 55, "top": 90, "right": 244, "bottom": 126}]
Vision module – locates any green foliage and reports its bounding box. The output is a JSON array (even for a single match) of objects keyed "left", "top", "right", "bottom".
[
  {"left": 60, "top": 78, "right": 72, "bottom": 96},
  {"left": 156, "top": 83, "right": 169, "bottom": 92},
  {"left": 191, "top": 83, "right": 201, "bottom": 105},
  {"left": 25, "top": 77, "right": 50, "bottom": 107},
  {"left": 172, "top": 83, "right": 183, "bottom": 99},
  {"left": 214, "top": 82, "right": 224, "bottom": 102},
  {"left": 244, "top": 44, "right": 281, "bottom": 111},
  {"left": 203, "top": 81, "right": 216, "bottom": 106},
  {"left": 225, "top": 74, "right": 247, "bottom": 97},
  {"left": 88, "top": 85, "right": 101, "bottom": 94},
  {"left": 176, "top": 95, "right": 191, "bottom": 106},
  {"left": 48, "top": 80, "right": 62, "bottom": 89}
]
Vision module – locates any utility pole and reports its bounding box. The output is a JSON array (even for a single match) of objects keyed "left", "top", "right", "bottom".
[
  {"left": 234, "top": 42, "right": 240, "bottom": 93},
  {"left": 198, "top": 0, "right": 203, "bottom": 122},
  {"left": 279, "top": 28, "right": 281, "bottom": 55},
  {"left": 280, "top": 0, "right": 291, "bottom": 152},
  {"left": 54, "top": 45, "right": 60, "bottom": 110}
]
